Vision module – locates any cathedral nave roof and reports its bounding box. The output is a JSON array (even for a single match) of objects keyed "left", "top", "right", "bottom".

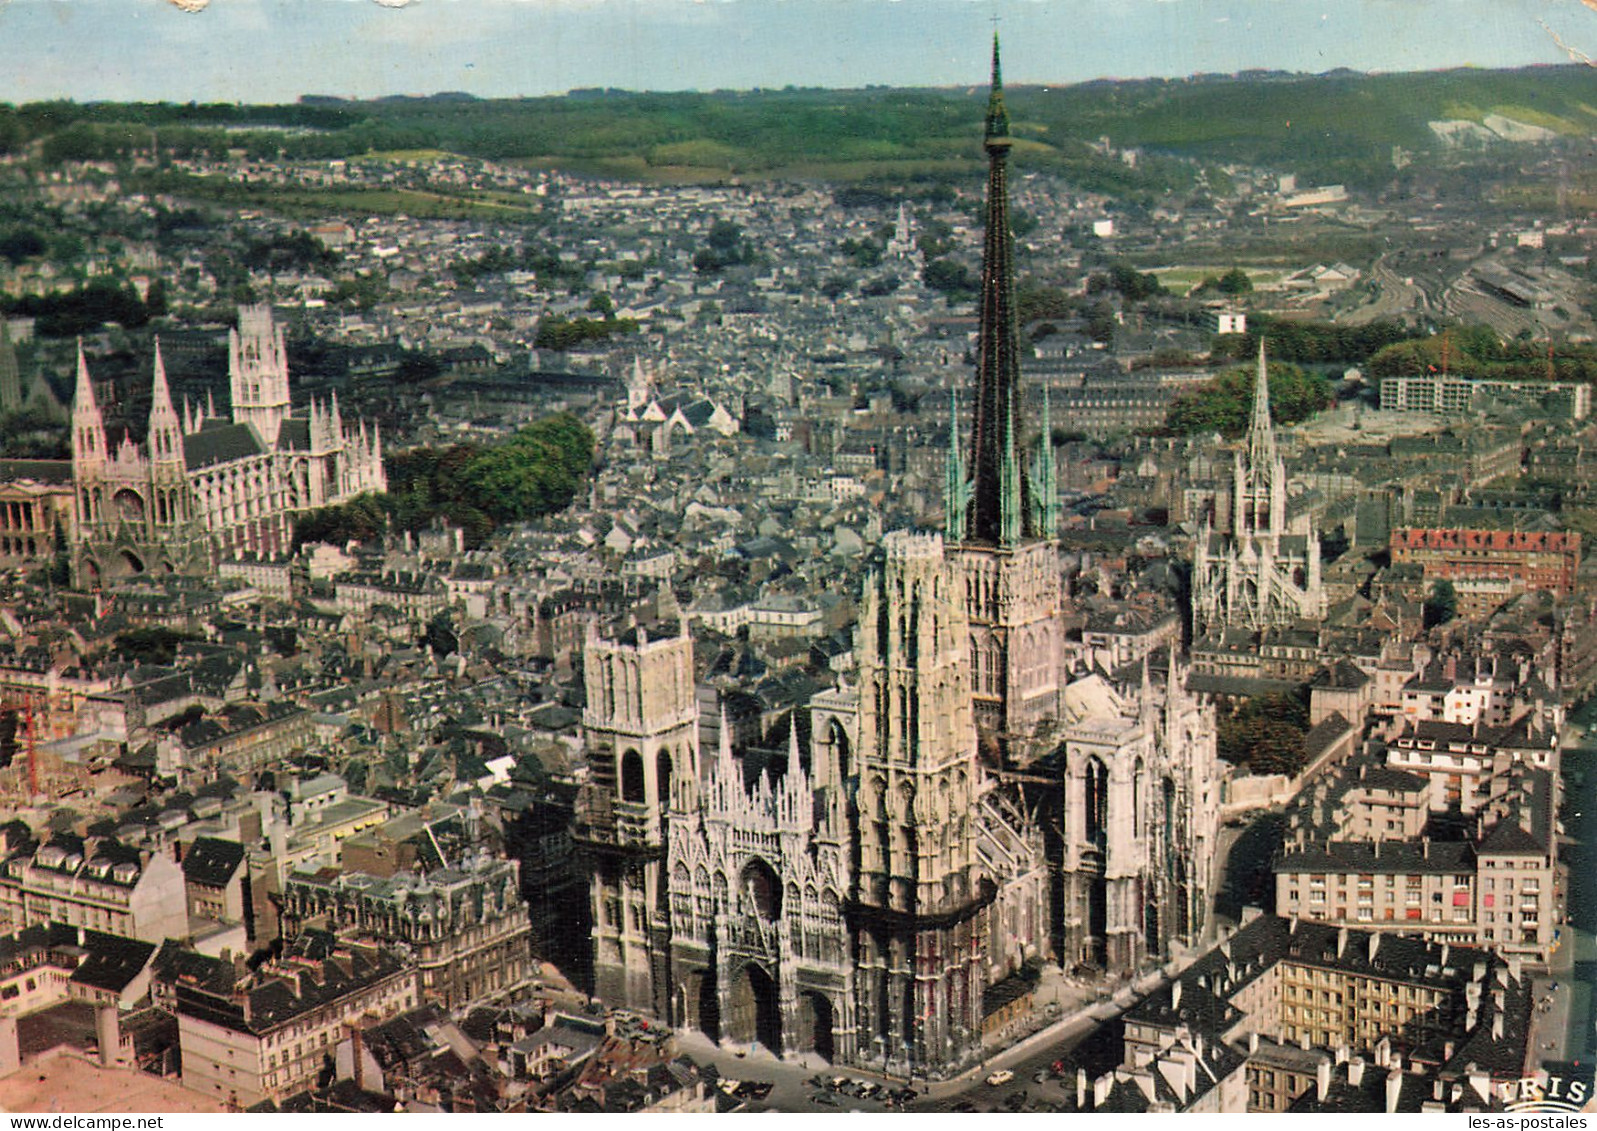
[{"left": 183, "top": 422, "right": 266, "bottom": 469}]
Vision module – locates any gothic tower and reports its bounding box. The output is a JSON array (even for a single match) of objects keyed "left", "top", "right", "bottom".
[
  {"left": 229, "top": 303, "right": 291, "bottom": 447},
  {"left": 947, "top": 36, "right": 1063, "bottom": 752},
  {"left": 148, "top": 342, "right": 190, "bottom": 527},
  {"left": 850, "top": 530, "right": 987, "bottom": 1076},
  {"left": 69, "top": 344, "right": 108, "bottom": 585},
  {"left": 1191, "top": 341, "right": 1326, "bottom": 636},
  {"left": 576, "top": 620, "right": 700, "bottom": 1015}
]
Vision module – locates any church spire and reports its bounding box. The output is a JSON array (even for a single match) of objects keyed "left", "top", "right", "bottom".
[
  {"left": 963, "top": 31, "right": 1032, "bottom": 548},
  {"left": 1250, "top": 337, "right": 1273, "bottom": 441},
  {"left": 148, "top": 338, "right": 183, "bottom": 465},
  {"left": 71, "top": 340, "right": 107, "bottom": 466}
]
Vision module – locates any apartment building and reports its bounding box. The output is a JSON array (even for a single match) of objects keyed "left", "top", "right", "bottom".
[
  {"left": 166, "top": 930, "right": 417, "bottom": 1109},
  {"left": 0, "top": 834, "right": 187, "bottom": 944}
]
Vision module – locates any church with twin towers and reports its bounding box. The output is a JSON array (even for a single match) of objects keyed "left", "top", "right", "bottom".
[
  {"left": 575, "top": 38, "right": 1223, "bottom": 1077},
  {"left": 68, "top": 304, "right": 387, "bottom": 585}
]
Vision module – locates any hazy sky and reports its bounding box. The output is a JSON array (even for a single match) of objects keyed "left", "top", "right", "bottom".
[{"left": 2, "top": 0, "right": 1594, "bottom": 104}]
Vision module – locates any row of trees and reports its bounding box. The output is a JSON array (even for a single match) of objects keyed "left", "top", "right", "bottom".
[
  {"left": 294, "top": 413, "right": 595, "bottom": 550},
  {"left": 1366, "top": 325, "right": 1597, "bottom": 383},
  {"left": 533, "top": 315, "right": 639, "bottom": 351},
  {"left": 1212, "top": 317, "right": 1411, "bottom": 366},
  {"left": 1, "top": 280, "right": 158, "bottom": 337}
]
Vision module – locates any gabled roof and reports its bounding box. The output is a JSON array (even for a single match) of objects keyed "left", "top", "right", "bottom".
[
  {"left": 184, "top": 423, "right": 265, "bottom": 469},
  {"left": 71, "top": 928, "right": 158, "bottom": 993}
]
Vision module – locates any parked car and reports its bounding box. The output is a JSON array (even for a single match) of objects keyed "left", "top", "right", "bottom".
[{"left": 986, "top": 1069, "right": 1015, "bottom": 1086}]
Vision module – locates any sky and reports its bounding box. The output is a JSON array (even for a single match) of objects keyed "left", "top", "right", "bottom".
[{"left": 2, "top": 0, "right": 1595, "bottom": 104}]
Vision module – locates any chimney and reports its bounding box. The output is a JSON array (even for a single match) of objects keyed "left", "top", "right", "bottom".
[
  {"left": 1492, "top": 1011, "right": 1504, "bottom": 1041},
  {"left": 1249, "top": 1031, "right": 1260, "bottom": 1054},
  {"left": 1422, "top": 837, "right": 1431, "bottom": 859},
  {"left": 1076, "top": 1068, "right": 1088, "bottom": 1110},
  {"left": 1337, "top": 926, "right": 1349, "bottom": 957},
  {"left": 1171, "top": 981, "right": 1182, "bottom": 1010},
  {"left": 1375, "top": 1037, "right": 1391, "bottom": 1068},
  {"left": 1093, "top": 1072, "right": 1112, "bottom": 1109},
  {"left": 1316, "top": 1059, "right": 1333, "bottom": 1102},
  {"left": 1386, "top": 1068, "right": 1403, "bottom": 1114},
  {"left": 1443, "top": 1040, "right": 1456, "bottom": 1062},
  {"left": 352, "top": 1021, "right": 367, "bottom": 1091},
  {"left": 1369, "top": 933, "right": 1380, "bottom": 962},
  {"left": 1349, "top": 1058, "right": 1366, "bottom": 1088}
]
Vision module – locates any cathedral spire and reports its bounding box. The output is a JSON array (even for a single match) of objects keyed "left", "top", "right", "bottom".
[
  {"left": 985, "top": 32, "right": 1010, "bottom": 142},
  {"left": 963, "top": 31, "right": 1032, "bottom": 548}
]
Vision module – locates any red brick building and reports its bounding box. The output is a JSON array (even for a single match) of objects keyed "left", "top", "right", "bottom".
[{"left": 1390, "top": 527, "right": 1580, "bottom": 615}]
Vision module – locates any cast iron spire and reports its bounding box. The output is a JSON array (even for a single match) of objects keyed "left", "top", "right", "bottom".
[{"left": 963, "top": 33, "right": 1032, "bottom": 547}]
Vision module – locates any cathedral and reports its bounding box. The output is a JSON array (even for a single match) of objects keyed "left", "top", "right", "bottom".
[
  {"left": 69, "top": 305, "right": 386, "bottom": 585},
  {"left": 574, "top": 37, "right": 1221, "bottom": 1076},
  {"left": 575, "top": 537, "right": 1048, "bottom": 1076},
  {"left": 1191, "top": 342, "right": 1326, "bottom": 637}
]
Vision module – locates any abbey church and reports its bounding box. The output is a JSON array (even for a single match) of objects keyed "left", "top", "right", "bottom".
[
  {"left": 575, "top": 40, "right": 1223, "bottom": 1079},
  {"left": 68, "top": 304, "right": 386, "bottom": 584}
]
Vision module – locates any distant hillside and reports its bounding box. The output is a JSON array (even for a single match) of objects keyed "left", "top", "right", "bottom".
[{"left": 4, "top": 64, "right": 1594, "bottom": 190}]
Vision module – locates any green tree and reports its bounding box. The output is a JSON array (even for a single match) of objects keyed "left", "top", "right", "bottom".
[
  {"left": 1164, "top": 361, "right": 1333, "bottom": 438},
  {"left": 1217, "top": 690, "right": 1311, "bottom": 774},
  {"left": 1108, "top": 262, "right": 1165, "bottom": 302},
  {"left": 112, "top": 627, "right": 201, "bottom": 666},
  {"left": 1424, "top": 579, "right": 1457, "bottom": 629},
  {"left": 1217, "top": 266, "right": 1254, "bottom": 295},
  {"left": 1086, "top": 302, "right": 1118, "bottom": 345},
  {"left": 922, "top": 257, "right": 977, "bottom": 299}
]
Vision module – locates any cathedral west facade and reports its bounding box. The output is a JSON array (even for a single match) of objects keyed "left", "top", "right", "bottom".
[
  {"left": 575, "top": 38, "right": 1220, "bottom": 1076},
  {"left": 575, "top": 534, "right": 1048, "bottom": 1077},
  {"left": 69, "top": 305, "right": 386, "bottom": 585}
]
